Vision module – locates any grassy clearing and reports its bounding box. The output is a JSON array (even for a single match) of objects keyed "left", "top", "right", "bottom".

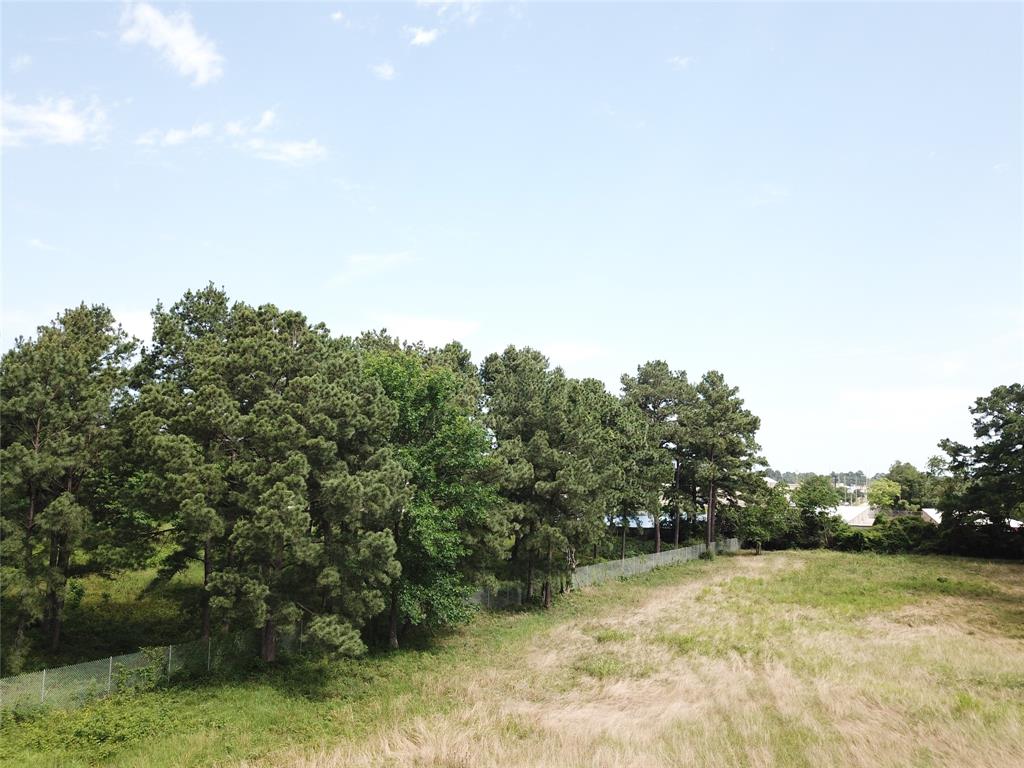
[
  {"left": 3, "top": 564, "right": 205, "bottom": 673},
  {"left": 2, "top": 551, "right": 1022, "bottom": 767}
]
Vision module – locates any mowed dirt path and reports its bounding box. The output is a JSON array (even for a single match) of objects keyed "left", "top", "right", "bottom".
[
  {"left": 258, "top": 554, "right": 804, "bottom": 768},
  {"left": 248, "top": 552, "right": 1024, "bottom": 768}
]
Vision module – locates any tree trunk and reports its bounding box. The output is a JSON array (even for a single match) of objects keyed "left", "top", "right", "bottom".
[
  {"left": 621, "top": 518, "right": 627, "bottom": 559},
  {"left": 542, "top": 543, "right": 553, "bottom": 609},
  {"left": 673, "top": 460, "right": 683, "bottom": 548},
  {"left": 525, "top": 550, "right": 533, "bottom": 600},
  {"left": 201, "top": 538, "right": 212, "bottom": 639},
  {"left": 44, "top": 532, "right": 58, "bottom": 638},
  {"left": 388, "top": 586, "right": 400, "bottom": 650},
  {"left": 755, "top": 541, "right": 762, "bottom": 555},
  {"left": 49, "top": 533, "right": 70, "bottom": 651},
  {"left": 705, "top": 480, "right": 716, "bottom": 550},
  {"left": 654, "top": 517, "right": 662, "bottom": 553},
  {"left": 261, "top": 619, "right": 276, "bottom": 662}
]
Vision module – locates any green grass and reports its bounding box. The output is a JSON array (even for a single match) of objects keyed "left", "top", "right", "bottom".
[
  {"left": 2, "top": 551, "right": 1022, "bottom": 768},
  {"left": 0, "top": 556, "right": 722, "bottom": 767}
]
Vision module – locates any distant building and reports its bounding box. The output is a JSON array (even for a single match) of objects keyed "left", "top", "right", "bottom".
[
  {"left": 833, "top": 504, "right": 875, "bottom": 528},
  {"left": 920, "top": 508, "right": 942, "bottom": 525}
]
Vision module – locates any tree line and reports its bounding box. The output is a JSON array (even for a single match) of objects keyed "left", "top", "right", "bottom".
[
  {"left": 0, "top": 287, "right": 761, "bottom": 669},
  {"left": 2, "top": 287, "right": 1020, "bottom": 672}
]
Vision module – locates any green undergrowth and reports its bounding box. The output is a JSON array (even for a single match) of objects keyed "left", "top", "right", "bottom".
[
  {"left": 0, "top": 556, "right": 721, "bottom": 767},
  {"left": 3, "top": 550, "right": 1021, "bottom": 768}
]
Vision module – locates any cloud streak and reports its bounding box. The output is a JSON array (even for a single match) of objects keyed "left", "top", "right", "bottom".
[
  {"left": 371, "top": 313, "right": 480, "bottom": 347},
  {"left": 135, "top": 109, "right": 325, "bottom": 165},
  {"left": 120, "top": 2, "right": 224, "bottom": 86},
  {"left": 136, "top": 122, "right": 212, "bottom": 147},
  {"left": 241, "top": 137, "right": 326, "bottom": 164},
  {"left": 668, "top": 55, "right": 691, "bottom": 71},
  {"left": 332, "top": 252, "right": 416, "bottom": 285},
  {"left": 1, "top": 96, "right": 108, "bottom": 147},
  {"left": 406, "top": 27, "right": 441, "bottom": 46},
  {"left": 371, "top": 63, "right": 396, "bottom": 81}
]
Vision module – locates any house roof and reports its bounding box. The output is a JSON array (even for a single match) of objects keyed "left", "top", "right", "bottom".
[{"left": 832, "top": 504, "right": 875, "bottom": 527}]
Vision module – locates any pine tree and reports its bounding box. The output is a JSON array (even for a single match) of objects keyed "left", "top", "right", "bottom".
[
  {"left": 1, "top": 305, "right": 134, "bottom": 665},
  {"left": 482, "top": 348, "right": 615, "bottom": 607},
  {"left": 687, "top": 371, "right": 762, "bottom": 548},
  {"left": 134, "top": 290, "right": 410, "bottom": 661},
  {"left": 620, "top": 361, "right": 690, "bottom": 549}
]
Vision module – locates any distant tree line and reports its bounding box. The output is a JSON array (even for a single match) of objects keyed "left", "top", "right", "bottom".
[
  {"left": 765, "top": 469, "right": 867, "bottom": 487},
  {"left": 731, "top": 390, "right": 1023, "bottom": 559},
  {"left": 2, "top": 288, "right": 1019, "bottom": 674}
]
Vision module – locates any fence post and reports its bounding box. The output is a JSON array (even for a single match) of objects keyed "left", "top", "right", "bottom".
[
  {"left": 40, "top": 667, "right": 46, "bottom": 704},
  {"left": 107, "top": 656, "right": 113, "bottom": 694}
]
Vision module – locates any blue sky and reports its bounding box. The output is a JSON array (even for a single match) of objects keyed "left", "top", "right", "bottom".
[{"left": 2, "top": 1, "right": 1021, "bottom": 474}]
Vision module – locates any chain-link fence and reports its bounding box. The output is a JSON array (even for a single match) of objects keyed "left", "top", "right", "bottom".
[
  {"left": 470, "top": 538, "right": 741, "bottom": 605},
  {"left": 469, "top": 582, "right": 525, "bottom": 610},
  {"left": 571, "top": 538, "right": 739, "bottom": 589},
  {"left": 0, "top": 624, "right": 305, "bottom": 714},
  {"left": 3, "top": 540, "right": 740, "bottom": 714}
]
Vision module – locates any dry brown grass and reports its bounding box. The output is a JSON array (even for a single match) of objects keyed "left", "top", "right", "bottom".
[{"left": 243, "top": 552, "right": 1024, "bottom": 768}]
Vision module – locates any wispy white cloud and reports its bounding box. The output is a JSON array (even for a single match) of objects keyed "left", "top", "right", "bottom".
[
  {"left": 371, "top": 313, "right": 480, "bottom": 347},
  {"left": 332, "top": 252, "right": 416, "bottom": 285},
  {"left": 751, "top": 183, "right": 791, "bottom": 207},
  {"left": 541, "top": 342, "right": 607, "bottom": 366},
  {"left": 10, "top": 54, "right": 32, "bottom": 73},
  {"left": 136, "top": 121, "right": 212, "bottom": 147},
  {"left": 120, "top": 2, "right": 224, "bottom": 86},
  {"left": 371, "top": 62, "right": 396, "bottom": 81},
  {"left": 112, "top": 308, "right": 155, "bottom": 344},
  {"left": 136, "top": 109, "right": 324, "bottom": 164},
  {"left": 668, "top": 55, "right": 691, "bottom": 71},
  {"left": 1, "top": 96, "right": 108, "bottom": 147},
  {"left": 28, "top": 238, "right": 58, "bottom": 252},
  {"left": 417, "top": 1, "right": 482, "bottom": 27},
  {"left": 405, "top": 26, "right": 441, "bottom": 46},
  {"left": 241, "top": 137, "right": 326, "bottom": 165},
  {"left": 224, "top": 109, "right": 275, "bottom": 138},
  {"left": 254, "top": 109, "right": 276, "bottom": 132}
]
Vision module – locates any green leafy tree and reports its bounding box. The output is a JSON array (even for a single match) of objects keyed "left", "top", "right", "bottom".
[
  {"left": 358, "top": 333, "right": 508, "bottom": 649},
  {"left": 1, "top": 305, "right": 134, "bottom": 666},
  {"left": 729, "top": 479, "right": 797, "bottom": 554},
  {"left": 938, "top": 383, "right": 1024, "bottom": 558},
  {"left": 791, "top": 475, "right": 843, "bottom": 547},
  {"left": 883, "top": 461, "right": 934, "bottom": 510},
  {"left": 866, "top": 478, "right": 901, "bottom": 513}
]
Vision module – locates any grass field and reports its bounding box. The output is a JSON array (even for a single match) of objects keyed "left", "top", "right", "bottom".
[{"left": 2, "top": 550, "right": 1022, "bottom": 767}]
